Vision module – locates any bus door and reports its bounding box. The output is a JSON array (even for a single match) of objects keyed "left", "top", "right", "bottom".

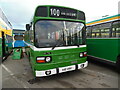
[{"left": 2, "top": 32, "right": 5, "bottom": 58}]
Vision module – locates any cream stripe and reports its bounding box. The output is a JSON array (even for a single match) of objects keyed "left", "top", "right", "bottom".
[
  {"left": 25, "top": 42, "right": 86, "bottom": 51},
  {"left": 87, "top": 16, "right": 120, "bottom": 26}
]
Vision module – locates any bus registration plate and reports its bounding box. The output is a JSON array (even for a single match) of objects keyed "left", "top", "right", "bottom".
[{"left": 59, "top": 65, "right": 76, "bottom": 73}]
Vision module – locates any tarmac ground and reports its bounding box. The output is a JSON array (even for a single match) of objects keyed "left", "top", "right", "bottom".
[{"left": 2, "top": 53, "right": 119, "bottom": 88}]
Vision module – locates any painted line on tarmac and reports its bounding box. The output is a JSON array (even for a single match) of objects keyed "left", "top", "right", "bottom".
[
  {"left": 2, "top": 64, "right": 29, "bottom": 89},
  {"left": 84, "top": 69, "right": 118, "bottom": 79}
]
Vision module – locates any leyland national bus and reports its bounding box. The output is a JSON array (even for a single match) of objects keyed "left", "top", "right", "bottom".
[
  {"left": 24, "top": 5, "right": 88, "bottom": 77},
  {"left": 0, "top": 8, "right": 13, "bottom": 61},
  {"left": 86, "top": 14, "right": 120, "bottom": 69}
]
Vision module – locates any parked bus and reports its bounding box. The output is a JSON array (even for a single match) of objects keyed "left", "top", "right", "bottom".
[
  {"left": 86, "top": 14, "right": 120, "bottom": 69},
  {"left": 13, "top": 34, "right": 26, "bottom": 47},
  {"left": 13, "top": 29, "right": 26, "bottom": 48},
  {"left": 0, "top": 8, "right": 13, "bottom": 61},
  {"left": 24, "top": 5, "right": 88, "bottom": 77}
]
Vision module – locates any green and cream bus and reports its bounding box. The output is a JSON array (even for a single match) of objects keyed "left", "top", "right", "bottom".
[
  {"left": 0, "top": 8, "right": 13, "bottom": 61},
  {"left": 86, "top": 14, "right": 120, "bottom": 69},
  {"left": 24, "top": 5, "right": 88, "bottom": 77}
]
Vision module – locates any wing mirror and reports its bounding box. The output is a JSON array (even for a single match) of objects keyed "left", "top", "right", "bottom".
[{"left": 26, "top": 24, "right": 31, "bottom": 31}]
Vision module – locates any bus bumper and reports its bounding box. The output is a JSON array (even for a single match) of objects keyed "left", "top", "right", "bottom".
[{"left": 35, "top": 61, "right": 88, "bottom": 77}]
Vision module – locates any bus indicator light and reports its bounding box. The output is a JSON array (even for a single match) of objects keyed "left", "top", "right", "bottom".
[
  {"left": 36, "top": 57, "right": 51, "bottom": 63},
  {"left": 37, "top": 60, "right": 45, "bottom": 63},
  {"left": 80, "top": 52, "right": 87, "bottom": 58},
  {"left": 36, "top": 57, "right": 45, "bottom": 63},
  {"left": 84, "top": 52, "right": 87, "bottom": 57}
]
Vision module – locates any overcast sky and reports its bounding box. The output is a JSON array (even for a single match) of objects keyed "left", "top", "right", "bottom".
[{"left": 0, "top": 0, "right": 119, "bottom": 30}]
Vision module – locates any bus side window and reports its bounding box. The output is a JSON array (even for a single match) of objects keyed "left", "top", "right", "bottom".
[
  {"left": 86, "top": 26, "right": 92, "bottom": 38},
  {"left": 112, "top": 28, "right": 116, "bottom": 37},
  {"left": 112, "top": 21, "right": 120, "bottom": 38},
  {"left": 100, "top": 23, "right": 111, "bottom": 38},
  {"left": 101, "top": 28, "right": 109, "bottom": 38},
  {"left": 116, "top": 27, "right": 120, "bottom": 37},
  {"left": 92, "top": 25, "right": 101, "bottom": 38}
]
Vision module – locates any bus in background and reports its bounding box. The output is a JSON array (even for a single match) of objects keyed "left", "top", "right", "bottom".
[
  {"left": 0, "top": 8, "right": 13, "bottom": 61},
  {"left": 13, "top": 34, "right": 26, "bottom": 48},
  {"left": 24, "top": 5, "right": 88, "bottom": 77},
  {"left": 86, "top": 14, "right": 120, "bottom": 69}
]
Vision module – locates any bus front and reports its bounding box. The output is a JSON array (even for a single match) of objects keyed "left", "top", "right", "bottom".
[{"left": 25, "top": 5, "right": 88, "bottom": 77}]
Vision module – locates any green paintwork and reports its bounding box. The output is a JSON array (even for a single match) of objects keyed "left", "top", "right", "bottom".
[
  {"left": 0, "top": 37, "right": 12, "bottom": 59},
  {"left": 28, "top": 47, "right": 86, "bottom": 75},
  {"left": 87, "top": 38, "right": 120, "bottom": 63},
  {"left": 118, "top": 38, "right": 120, "bottom": 56},
  {"left": 0, "top": 38, "right": 2, "bottom": 57},
  {"left": 34, "top": 17, "right": 85, "bottom": 24}
]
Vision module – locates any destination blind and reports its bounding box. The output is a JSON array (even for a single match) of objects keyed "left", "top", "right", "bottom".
[
  {"left": 35, "top": 6, "right": 85, "bottom": 20},
  {"left": 49, "top": 6, "right": 77, "bottom": 19}
]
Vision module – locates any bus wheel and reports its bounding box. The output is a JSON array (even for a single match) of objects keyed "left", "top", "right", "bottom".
[
  {"left": 28, "top": 52, "right": 30, "bottom": 62},
  {"left": 28, "top": 77, "right": 38, "bottom": 84},
  {"left": 116, "top": 55, "right": 120, "bottom": 73}
]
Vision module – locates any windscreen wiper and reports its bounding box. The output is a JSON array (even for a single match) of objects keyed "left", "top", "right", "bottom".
[
  {"left": 75, "top": 44, "right": 79, "bottom": 47},
  {"left": 52, "top": 40, "right": 65, "bottom": 50}
]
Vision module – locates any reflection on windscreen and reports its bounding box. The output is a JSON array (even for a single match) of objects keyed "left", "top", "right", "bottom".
[{"left": 35, "top": 20, "right": 84, "bottom": 48}]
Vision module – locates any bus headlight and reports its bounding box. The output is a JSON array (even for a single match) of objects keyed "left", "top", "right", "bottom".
[
  {"left": 79, "top": 52, "right": 87, "bottom": 58},
  {"left": 45, "top": 57, "right": 51, "bottom": 62},
  {"left": 80, "top": 52, "right": 84, "bottom": 57}
]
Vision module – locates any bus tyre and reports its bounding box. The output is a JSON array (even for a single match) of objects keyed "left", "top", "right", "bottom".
[
  {"left": 116, "top": 56, "right": 120, "bottom": 73},
  {"left": 28, "top": 52, "right": 30, "bottom": 62}
]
